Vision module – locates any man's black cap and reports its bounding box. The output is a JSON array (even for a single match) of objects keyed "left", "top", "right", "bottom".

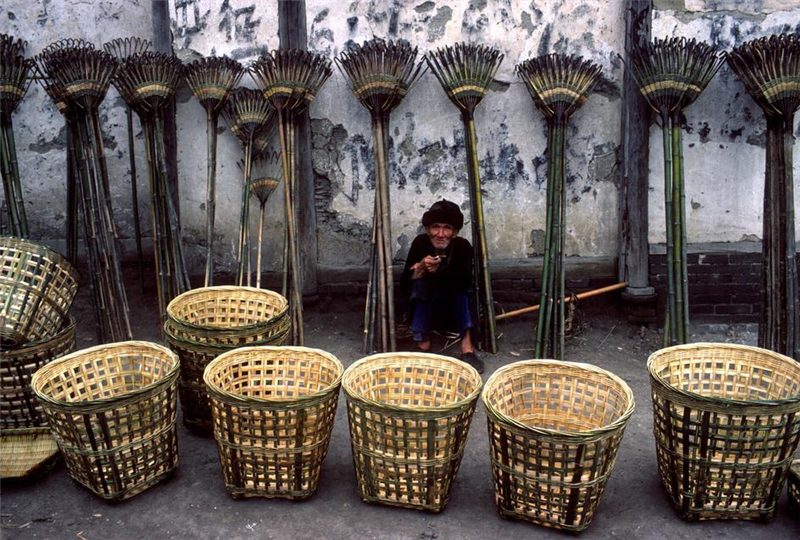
[{"left": 422, "top": 199, "right": 464, "bottom": 230}]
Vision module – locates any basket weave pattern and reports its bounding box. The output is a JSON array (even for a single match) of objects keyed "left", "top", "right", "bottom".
[
  {"left": 343, "top": 353, "right": 482, "bottom": 512},
  {"left": 0, "top": 237, "right": 80, "bottom": 348},
  {"left": 1, "top": 317, "right": 76, "bottom": 428},
  {"left": 648, "top": 343, "right": 800, "bottom": 521},
  {"left": 204, "top": 346, "right": 343, "bottom": 499},
  {"left": 165, "top": 287, "right": 290, "bottom": 433},
  {"left": 32, "top": 341, "right": 180, "bottom": 501},
  {"left": 483, "top": 360, "right": 634, "bottom": 532}
]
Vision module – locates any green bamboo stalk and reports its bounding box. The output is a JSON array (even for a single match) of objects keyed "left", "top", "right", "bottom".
[
  {"left": 783, "top": 114, "right": 799, "bottom": 360},
  {"left": 2, "top": 115, "right": 27, "bottom": 236},
  {"left": 0, "top": 119, "right": 22, "bottom": 236},
  {"left": 557, "top": 117, "right": 567, "bottom": 359},
  {"left": 534, "top": 123, "right": 557, "bottom": 358},
  {"left": 464, "top": 112, "right": 498, "bottom": 353},
  {"left": 205, "top": 111, "right": 218, "bottom": 286},
  {"left": 662, "top": 110, "right": 677, "bottom": 346},
  {"left": 236, "top": 133, "right": 254, "bottom": 286},
  {"left": 288, "top": 116, "right": 305, "bottom": 345},
  {"left": 670, "top": 114, "right": 685, "bottom": 343},
  {"left": 374, "top": 115, "right": 396, "bottom": 352},
  {"left": 143, "top": 121, "right": 168, "bottom": 324},
  {"left": 66, "top": 119, "right": 78, "bottom": 264},
  {"left": 676, "top": 114, "right": 690, "bottom": 342},
  {"left": 126, "top": 105, "right": 145, "bottom": 293}
]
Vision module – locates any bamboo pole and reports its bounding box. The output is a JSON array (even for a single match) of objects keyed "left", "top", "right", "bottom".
[{"left": 498, "top": 282, "right": 629, "bottom": 321}]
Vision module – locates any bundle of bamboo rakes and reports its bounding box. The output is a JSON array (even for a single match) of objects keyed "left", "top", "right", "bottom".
[
  {"left": 629, "top": 37, "right": 724, "bottom": 347},
  {"left": 35, "top": 41, "right": 132, "bottom": 343},
  {"left": 516, "top": 53, "right": 602, "bottom": 360},
  {"left": 335, "top": 39, "right": 425, "bottom": 354},
  {"left": 250, "top": 49, "right": 333, "bottom": 346},
  {"left": 427, "top": 42, "right": 503, "bottom": 354},
  {"left": 184, "top": 56, "right": 244, "bottom": 286},
  {"left": 727, "top": 33, "right": 800, "bottom": 361},
  {"left": 0, "top": 34, "right": 34, "bottom": 238},
  {"left": 113, "top": 50, "right": 190, "bottom": 325}
]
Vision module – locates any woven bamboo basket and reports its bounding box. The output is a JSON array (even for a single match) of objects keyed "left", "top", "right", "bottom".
[
  {"left": 789, "top": 459, "right": 800, "bottom": 515},
  {"left": 165, "top": 287, "right": 290, "bottom": 433},
  {"left": 648, "top": 343, "right": 800, "bottom": 522},
  {"left": 482, "top": 360, "right": 635, "bottom": 532},
  {"left": 0, "top": 427, "right": 60, "bottom": 481},
  {"left": 31, "top": 341, "right": 180, "bottom": 501},
  {"left": 1, "top": 316, "right": 76, "bottom": 429},
  {"left": 204, "top": 346, "right": 343, "bottom": 499},
  {"left": 342, "top": 352, "right": 483, "bottom": 512},
  {"left": 0, "top": 237, "right": 80, "bottom": 348}
]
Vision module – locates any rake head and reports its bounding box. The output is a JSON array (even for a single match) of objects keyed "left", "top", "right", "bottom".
[
  {"left": 727, "top": 33, "right": 800, "bottom": 118},
  {"left": 35, "top": 41, "right": 117, "bottom": 112},
  {"left": 103, "top": 37, "right": 151, "bottom": 62},
  {"left": 516, "top": 53, "right": 602, "bottom": 121},
  {"left": 114, "top": 51, "right": 184, "bottom": 117},
  {"left": 184, "top": 56, "right": 245, "bottom": 114},
  {"left": 335, "top": 38, "right": 426, "bottom": 117},
  {"left": 222, "top": 87, "right": 275, "bottom": 145},
  {"left": 0, "top": 34, "right": 34, "bottom": 116},
  {"left": 629, "top": 37, "right": 724, "bottom": 116},
  {"left": 250, "top": 49, "right": 332, "bottom": 113},
  {"left": 426, "top": 42, "right": 504, "bottom": 114}
]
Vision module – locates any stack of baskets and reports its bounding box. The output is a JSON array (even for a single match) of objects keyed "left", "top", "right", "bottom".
[
  {"left": 204, "top": 346, "right": 343, "bottom": 500},
  {"left": 482, "top": 360, "right": 635, "bottom": 532},
  {"left": 0, "top": 237, "right": 80, "bottom": 480},
  {"left": 165, "top": 286, "right": 290, "bottom": 433},
  {"left": 647, "top": 343, "right": 800, "bottom": 522},
  {"left": 32, "top": 341, "right": 180, "bottom": 500},
  {"left": 342, "top": 352, "right": 483, "bottom": 512}
]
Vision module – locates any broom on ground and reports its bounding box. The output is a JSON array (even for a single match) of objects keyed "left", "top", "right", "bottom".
[
  {"left": 336, "top": 38, "right": 425, "bottom": 354},
  {"left": 103, "top": 37, "right": 151, "bottom": 293},
  {"left": 728, "top": 33, "right": 800, "bottom": 360},
  {"left": 250, "top": 49, "right": 332, "bottom": 346},
  {"left": 183, "top": 56, "right": 244, "bottom": 287},
  {"left": 114, "top": 50, "right": 190, "bottom": 325},
  {"left": 427, "top": 42, "right": 503, "bottom": 354},
  {"left": 0, "top": 34, "right": 34, "bottom": 238},
  {"left": 629, "top": 37, "right": 723, "bottom": 347},
  {"left": 37, "top": 42, "right": 131, "bottom": 342},
  {"left": 517, "top": 53, "right": 602, "bottom": 360}
]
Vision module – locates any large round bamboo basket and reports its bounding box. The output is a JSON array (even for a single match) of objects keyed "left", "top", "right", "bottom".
[
  {"left": 31, "top": 341, "right": 180, "bottom": 501},
  {"left": 647, "top": 343, "right": 800, "bottom": 522},
  {"left": 342, "top": 352, "right": 482, "bottom": 512},
  {"left": 0, "top": 237, "right": 80, "bottom": 348},
  {"left": 165, "top": 286, "right": 290, "bottom": 433},
  {"left": 204, "top": 346, "right": 343, "bottom": 500},
  {"left": 482, "top": 360, "right": 635, "bottom": 532},
  {"left": 1, "top": 316, "right": 76, "bottom": 429}
]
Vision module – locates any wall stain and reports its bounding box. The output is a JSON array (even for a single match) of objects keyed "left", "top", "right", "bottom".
[{"left": 428, "top": 6, "right": 453, "bottom": 41}]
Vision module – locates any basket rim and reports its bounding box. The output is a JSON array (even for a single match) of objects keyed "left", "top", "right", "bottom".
[
  {"left": 203, "top": 345, "right": 344, "bottom": 404},
  {"left": 646, "top": 342, "right": 800, "bottom": 407},
  {"left": 30, "top": 340, "right": 180, "bottom": 409},
  {"left": 165, "top": 286, "right": 288, "bottom": 332},
  {"left": 0, "top": 315, "right": 75, "bottom": 358},
  {"left": 0, "top": 235, "right": 82, "bottom": 287},
  {"left": 342, "top": 351, "right": 483, "bottom": 413},
  {"left": 481, "top": 359, "right": 636, "bottom": 438}
]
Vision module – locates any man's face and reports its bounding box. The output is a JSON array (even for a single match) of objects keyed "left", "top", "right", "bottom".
[{"left": 426, "top": 222, "right": 456, "bottom": 250}]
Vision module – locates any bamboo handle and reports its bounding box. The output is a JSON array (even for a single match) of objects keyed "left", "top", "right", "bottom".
[{"left": 497, "top": 282, "right": 628, "bottom": 321}]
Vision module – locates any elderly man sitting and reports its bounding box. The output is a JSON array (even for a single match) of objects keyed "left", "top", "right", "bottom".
[{"left": 400, "top": 200, "right": 484, "bottom": 373}]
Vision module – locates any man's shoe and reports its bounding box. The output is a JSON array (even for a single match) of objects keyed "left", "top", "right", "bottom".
[{"left": 461, "top": 351, "right": 485, "bottom": 374}]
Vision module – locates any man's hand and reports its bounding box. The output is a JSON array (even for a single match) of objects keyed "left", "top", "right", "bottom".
[{"left": 411, "top": 255, "right": 441, "bottom": 279}]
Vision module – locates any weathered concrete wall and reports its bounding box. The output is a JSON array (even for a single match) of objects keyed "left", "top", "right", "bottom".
[
  {"left": 649, "top": 0, "right": 800, "bottom": 246},
  {"left": 1, "top": 0, "right": 155, "bottom": 258}
]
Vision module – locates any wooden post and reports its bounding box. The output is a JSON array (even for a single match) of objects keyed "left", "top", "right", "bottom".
[
  {"left": 279, "top": 0, "right": 319, "bottom": 300},
  {"left": 152, "top": 0, "right": 180, "bottom": 221},
  {"left": 618, "top": 0, "right": 657, "bottom": 321}
]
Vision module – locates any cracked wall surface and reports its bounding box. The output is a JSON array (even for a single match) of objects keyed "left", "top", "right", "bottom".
[{"left": 4, "top": 0, "right": 798, "bottom": 273}]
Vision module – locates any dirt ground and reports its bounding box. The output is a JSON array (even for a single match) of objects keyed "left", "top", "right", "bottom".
[{"left": 2, "top": 271, "right": 798, "bottom": 540}]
